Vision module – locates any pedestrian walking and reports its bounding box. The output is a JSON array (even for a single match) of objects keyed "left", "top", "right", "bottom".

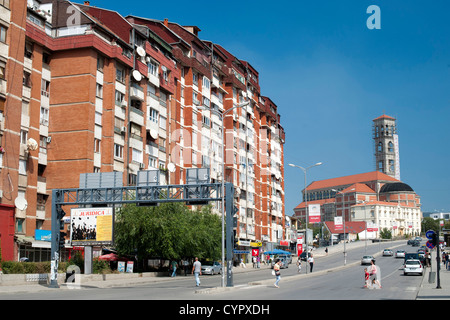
[
  {"left": 252, "top": 256, "right": 256, "bottom": 268},
  {"left": 192, "top": 257, "right": 202, "bottom": 287},
  {"left": 183, "top": 259, "right": 189, "bottom": 276},
  {"left": 369, "top": 259, "right": 381, "bottom": 288},
  {"left": 325, "top": 247, "right": 328, "bottom": 256},
  {"left": 273, "top": 259, "right": 281, "bottom": 288},
  {"left": 171, "top": 260, "right": 178, "bottom": 277},
  {"left": 297, "top": 259, "right": 302, "bottom": 273},
  {"left": 308, "top": 254, "right": 314, "bottom": 272}
]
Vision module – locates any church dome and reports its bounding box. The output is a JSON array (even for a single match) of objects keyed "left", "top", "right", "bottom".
[{"left": 380, "top": 182, "right": 414, "bottom": 193}]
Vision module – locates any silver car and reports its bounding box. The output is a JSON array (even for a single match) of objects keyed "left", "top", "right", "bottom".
[
  {"left": 201, "top": 261, "right": 222, "bottom": 275},
  {"left": 361, "top": 255, "right": 375, "bottom": 265},
  {"left": 396, "top": 250, "right": 406, "bottom": 258},
  {"left": 383, "top": 249, "right": 393, "bottom": 256}
]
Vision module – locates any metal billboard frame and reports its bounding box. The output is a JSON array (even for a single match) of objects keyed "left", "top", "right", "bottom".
[{"left": 49, "top": 182, "right": 236, "bottom": 288}]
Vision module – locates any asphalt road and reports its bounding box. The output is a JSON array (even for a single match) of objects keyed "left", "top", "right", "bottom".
[{"left": 0, "top": 241, "right": 423, "bottom": 300}]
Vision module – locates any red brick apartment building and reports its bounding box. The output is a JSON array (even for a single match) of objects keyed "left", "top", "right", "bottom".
[{"left": 0, "top": 0, "right": 286, "bottom": 262}]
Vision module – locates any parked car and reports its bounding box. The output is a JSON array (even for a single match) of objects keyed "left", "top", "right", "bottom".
[
  {"left": 404, "top": 259, "right": 423, "bottom": 276},
  {"left": 201, "top": 261, "right": 222, "bottom": 275},
  {"left": 361, "top": 255, "right": 375, "bottom": 265},
  {"left": 383, "top": 249, "right": 393, "bottom": 256},
  {"left": 396, "top": 250, "right": 406, "bottom": 258}
]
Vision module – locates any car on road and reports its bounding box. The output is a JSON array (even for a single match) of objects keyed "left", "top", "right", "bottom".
[
  {"left": 403, "top": 259, "right": 423, "bottom": 276},
  {"left": 361, "top": 255, "right": 375, "bottom": 265},
  {"left": 383, "top": 249, "right": 393, "bottom": 256},
  {"left": 201, "top": 261, "right": 222, "bottom": 275},
  {"left": 411, "top": 240, "right": 420, "bottom": 247},
  {"left": 396, "top": 250, "right": 406, "bottom": 258}
]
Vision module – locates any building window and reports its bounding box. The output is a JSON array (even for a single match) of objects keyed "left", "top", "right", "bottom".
[
  {"left": 0, "top": 25, "right": 7, "bottom": 44},
  {"left": 16, "top": 218, "right": 25, "bottom": 233},
  {"left": 20, "top": 130, "right": 28, "bottom": 144},
  {"left": 202, "top": 76, "right": 210, "bottom": 90},
  {"left": 159, "top": 115, "right": 166, "bottom": 130},
  {"left": 149, "top": 108, "right": 158, "bottom": 123},
  {"left": 114, "top": 144, "right": 123, "bottom": 159},
  {"left": 377, "top": 142, "right": 383, "bottom": 152},
  {"left": 96, "top": 84, "right": 103, "bottom": 98},
  {"left": 132, "top": 148, "right": 143, "bottom": 163},
  {"left": 149, "top": 156, "right": 157, "bottom": 169},
  {"left": 148, "top": 61, "right": 158, "bottom": 77},
  {"left": 23, "top": 71, "right": 31, "bottom": 87},
  {"left": 39, "top": 136, "right": 47, "bottom": 154},
  {"left": 41, "top": 79, "right": 50, "bottom": 97},
  {"left": 40, "top": 107, "right": 49, "bottom": 125},
  {"left": 116, "top": 65, "right": 125, "bottom": 83},
  {"left": 19, "top": 159, "right": 27, "bottom": 175},
  {"left": 94, "top": 138, "right": 101, "bottom": 153},
  {"left": 97, "top": 56, "right": 104, "bottom": 72},
  {"left": 115, "top": 90, "right": 125, "bottom": 106},
  {"left": 388, "top": 141, "right": 394, "bottom": 153}
]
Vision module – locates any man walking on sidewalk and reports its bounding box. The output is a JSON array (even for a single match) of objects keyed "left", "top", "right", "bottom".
[{"left": 192, "top": 257, "right": 202, "bottom": 287}]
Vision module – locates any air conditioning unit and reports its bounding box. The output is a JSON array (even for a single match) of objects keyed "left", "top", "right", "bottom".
[{"left": 121, "top": 126, "right": 126, "bottom": 133}]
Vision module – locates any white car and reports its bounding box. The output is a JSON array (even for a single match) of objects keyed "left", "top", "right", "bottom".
[
  {"left": 383, "top": 249, "right": 393, "bottom": 256},
  {"left": 396, "top": 250, "right": 406, "bottom": 258},
  {"left": 404, "top": 259, "right": 423, "bottom": 276}
]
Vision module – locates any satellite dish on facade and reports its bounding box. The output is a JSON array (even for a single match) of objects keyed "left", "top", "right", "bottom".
[
  {"left": 15, "top": 197, "right": 28, "bottom": 211},
  {"left": 136, "top": 46, "right": 145, "bottom": 57},
  {"left": 167, "top": 162, "right": 176, "bottom": 173},
  {"left": 27, "top": 138, "right": 38, "bottom": 151},
  {"left": 132, "top": 70, "right": 142, "bottom": 82},
  {"left": 149, "top": 129, "right": 158, "bottom": 139}
]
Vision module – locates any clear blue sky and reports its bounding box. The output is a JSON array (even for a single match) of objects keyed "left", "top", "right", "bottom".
[{"left": 89, "top": 0, "right": 450, "bottom": 214}]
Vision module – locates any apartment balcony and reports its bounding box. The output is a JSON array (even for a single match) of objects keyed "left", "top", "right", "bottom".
[
  {"left": 146, "top": 141, "right": 159, "bottom": 158},
  {"left": 37, "top": 176, "right": 46, "bottom": 194},
  {"left": 130, "top": 84, "right": 144, "bottom": 101},
  {"left": 130, "top": 107, "right": 144, "bottom": 126}
]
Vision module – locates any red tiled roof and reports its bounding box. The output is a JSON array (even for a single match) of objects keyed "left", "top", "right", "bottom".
[
  {"left": 294, "top": 198, "right": 335, "bottom": 210},
  {"left": 341, "top": 183, "right": 375, "bottom": 194},
  {"left": 373, "top": 114, "right": 396, "bottom": 121},
  {"left": 307, "top": 171, "right": 399, "bottom": 191}
]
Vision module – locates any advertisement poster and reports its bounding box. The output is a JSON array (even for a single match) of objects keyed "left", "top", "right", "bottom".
[
  {"left": 334, "top": 216, "right": 343, "bottom": 230},
  {"left": 118, "top": 261, "right": 125, "bottom": 273},
  {"left": 308, "top": 204, "right": 321, "bottom": 223},
  {"left": 126, "top": 261, "right": 134, "bottom": 273},
  {"left": 70, "top": 207, "right": 113, "bottom": 246}
]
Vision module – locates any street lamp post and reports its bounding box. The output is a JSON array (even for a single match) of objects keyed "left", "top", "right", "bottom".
[
  {"left": 289, "top": 162, "right": 322, "bottom": 274},
  {"left": 201, "top": 101, "right": 249, "bottom": 287},
  {"left": 332, "top": 188, "right": 354, "bottom": 266}
]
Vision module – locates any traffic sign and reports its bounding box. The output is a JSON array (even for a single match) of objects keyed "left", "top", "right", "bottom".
[
  {"left": 426, "top": 230, "right": 436, "bottom": 240},
  {"left": 426, "top": 241, "right": 435, "bottom": 249}
]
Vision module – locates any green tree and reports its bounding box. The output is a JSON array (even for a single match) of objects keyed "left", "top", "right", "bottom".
[
  {"left": 380, "top": 227, "right": 392, "bottom": 239},
  {"left": 114, "top": 202, "right": 221, "bottom": 268},
  {"left": 421, "top": 217, "right": 439, "bottom": 235}
]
